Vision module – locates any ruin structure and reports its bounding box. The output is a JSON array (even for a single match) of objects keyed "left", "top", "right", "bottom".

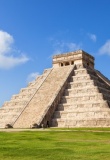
[{"left": 0, "top": 50, "right": 110, "bottom": 128}]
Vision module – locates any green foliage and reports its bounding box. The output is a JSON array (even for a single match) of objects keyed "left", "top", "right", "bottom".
[{"left": 0, "top": 129, "right": 110, "bottom": 160}]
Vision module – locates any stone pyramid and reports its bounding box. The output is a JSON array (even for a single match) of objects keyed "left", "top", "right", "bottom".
[{"left": 0, "top": 50, "right": 110, "bottom": 128}]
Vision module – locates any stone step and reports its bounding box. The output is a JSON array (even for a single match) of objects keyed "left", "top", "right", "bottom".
[
  {"left": 53, "top": 108, "right": 110, "bottom": 118},
  {"left": 74, "top": 68, "right": 96, "bottom": 76},
  {"left": 27, "top": 69, "right": 50, "bottom": 88},
  {"left": 74, "top": 69, "right": 110, "bottom": 89},
  {"left": 94, "top": 80, "right": 110, "bottom": 90},
  {"left": 63, "top": 93, "right": 103, "bottom": 97},
  {"left": 10, "top": 97, "right": 29, "bottom": 102},
  {"left": 2, "top": 101, "right": 27, "bottom": 107},
  {"left": 70, "top": 74, "right": 98, "bottom": 82},
  {"left": 64, "top": 86, "right": 110, "bottom": 96},
  {"left": 60, "top": 99, "right": 110, "bottom": 106},
  {"left": 20, "top": 88, "right": 36, "bottom": 94},
  {"left": 65, "top": 86, "right": 99, "bottom": 95},
  {"left": 0, "top": 114, "right": 19, "bottom": 128},
  {"left": 27, "top": 75, "right": 47, "bottom": 88},
  {"left": 67, "top": 80, "right": 109, "bottom": 90},
  {"left": 98, "top": 86, "right": 110, "bottom": 94},
  {"left": 51, "top": 118, "right": 110, "bottom": 127},
  {"left": 71, "top": 74, "right": 106, "bottom": 85},
  {"left": 0, "top": 112, "right": 20, "bottom": 117},
  {"left": 28, "top": 76, "right": 41, "bottom": 87},
  {"left": 11, "top": 94, "right": 33, "bottom": 100},
  {"left": 0, "top": 125, "right": 5, "bottom": 128},
  {"left": 0, "top": 114, "right": 19, "bottom": 121},
  {"left": 95, "top": 70, "right": 110, "bottom": 87},
  {"left": 11, "top": 69, "right": 52, "bottom": 100},
  {"left": 61, "top": 94, "right": 107, "bottom": 103},
  {"left": 57, "top": 101, "right": 110, "bottom": 110},
  {"left": 64, "top": 91, "right": 110, "bottom": 102},
  {"left": 56, "top": 105, "right": 110, "bottom": 112},
  {"left": 64, "top": 89, "right": 100, "bottom": 96},
  {"left": 67, "top": 81, "right": 94, "bottom": 89},
  {"left": 0, "top": 107, "right": 23, "bottom": 113}
]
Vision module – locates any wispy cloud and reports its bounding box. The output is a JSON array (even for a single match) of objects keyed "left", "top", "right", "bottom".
[
  {"left": 0, "top": 55, "right": 29, "bottom": 69},
  {"left": 88, "top": 33, "right": 97, "bottom": 42},
  {"left": 0, "top": 30, "right": 29, "bottom": 69},
  {"left": 66, "top": 42, "right": 81, "bottom": 51},
  {"left": 52, "top": 40, "right": 81, "bottom": 55},
  {"left": 98, "top": 40, "right": 110, "bottom": 55},
  {"left": 27, "top": 72, "right": 39, "bottom": 83}
]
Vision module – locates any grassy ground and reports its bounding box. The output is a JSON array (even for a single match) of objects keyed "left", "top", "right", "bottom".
[{"left": 0, "top": 128, "right": 110, "bottom": 160}]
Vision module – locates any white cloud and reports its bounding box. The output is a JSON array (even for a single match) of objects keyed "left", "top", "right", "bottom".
[
  {"left": 0, "top": 54, "right": 29, "bottom": 69},
  {"left": 27, "top": 72, "right": 40, "bottom": 83},
  {"left": 88, "top": 33, "right": 97, "bottom": 42},
  {"left": 98, "top": 40, "right": 110, "bottom": 55},
  {"left": 0, "top": 30, "right": 14, "bottom": 54},
  {"left": 0, "top": 30, "right": 29, "bottom": 69}
]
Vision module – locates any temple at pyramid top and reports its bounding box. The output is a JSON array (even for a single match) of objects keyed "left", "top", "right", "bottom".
[{"left": 53, "top": 50, "right": 94, "bottom": 69}]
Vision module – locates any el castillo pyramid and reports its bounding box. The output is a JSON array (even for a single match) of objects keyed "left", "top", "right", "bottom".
[{"left": 0, "top": 50, "right": 110, "bottom": 128}]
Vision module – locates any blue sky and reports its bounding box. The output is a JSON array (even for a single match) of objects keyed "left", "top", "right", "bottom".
[{"left": 0, "top": 0, "right": 110, "bottom": 106}]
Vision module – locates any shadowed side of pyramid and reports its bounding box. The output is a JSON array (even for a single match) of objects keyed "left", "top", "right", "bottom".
[{"left": 51, "top": 63, "right": 110, "bottom": 127}]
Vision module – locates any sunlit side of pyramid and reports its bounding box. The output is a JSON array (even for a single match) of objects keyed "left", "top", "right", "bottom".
[{"left": 0, "top": 50, "right": 110, "bottom": 128}]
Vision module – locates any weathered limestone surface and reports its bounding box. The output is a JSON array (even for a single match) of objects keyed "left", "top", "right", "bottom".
[
  {"left": 0, "top": 69, "right": 52, "bottom": 128},
  {"left": 0, "top": 49, "right": 110, "bottom": 128},
  {"left": 13, "top": 66, "right": 74, "bottom": 128},
  {"left": 51, "top": 66, "right": 110, "bottom": 127}
]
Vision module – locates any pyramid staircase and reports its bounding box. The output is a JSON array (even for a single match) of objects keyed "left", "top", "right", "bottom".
[
  {"left": 0, "top": 65, "right": 74, "bottom": 128},
  {"left": 0, "top": 50, "right": 110, "bottom": 128},
  {"left": 51, "top": 64, "right": 110, "bottom": 127}
]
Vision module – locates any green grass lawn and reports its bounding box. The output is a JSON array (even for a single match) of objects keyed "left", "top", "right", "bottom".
[{"left": 0, "top": 129, "right": 110, "bottom": 160}]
